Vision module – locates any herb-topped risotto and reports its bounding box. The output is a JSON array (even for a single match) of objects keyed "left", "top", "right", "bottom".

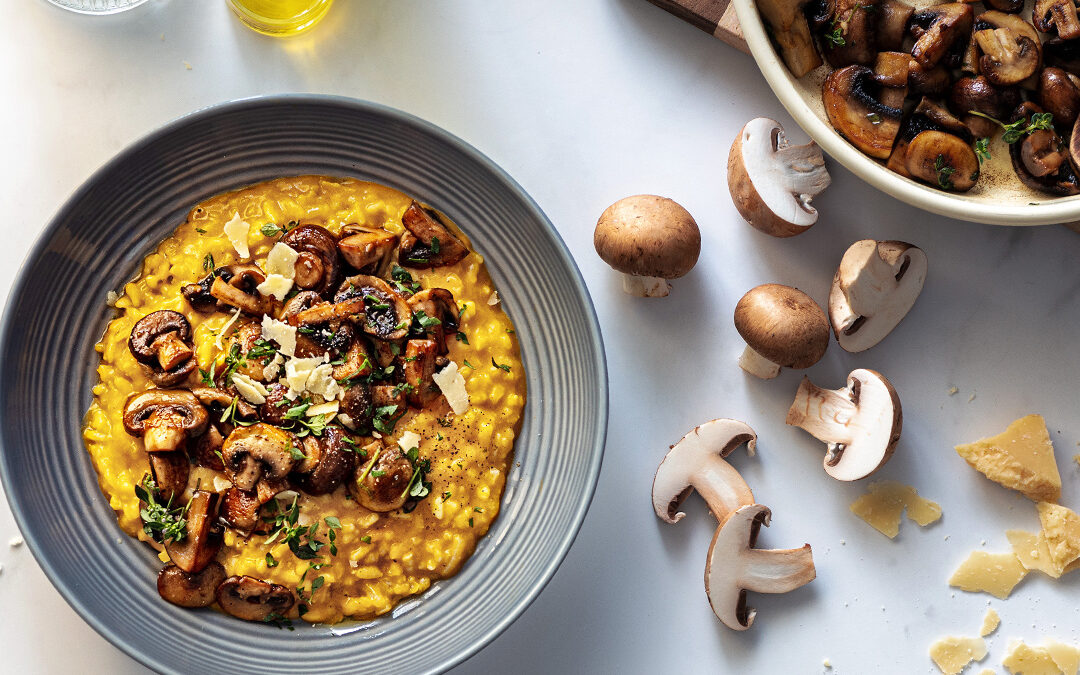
[{"left": 82, "top": 176, "right": 525, "bottom": 624}]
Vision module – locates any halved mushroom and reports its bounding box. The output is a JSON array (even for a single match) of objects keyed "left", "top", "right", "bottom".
[
  {"left": 220, "top": 478, "right": 288, "bottom": 532},
  {"left": 220, "top": 423, "right": 298, "bottom": 491},
  {"left": 985, "top": 0, "right": 1024, "bottom": 12},
  {"left": 338, "top": 227, "right": 399, "bottom": 274},
  {"left": 157, "top": 561, "right": 227, "bottom": 608},
  {"left": 349, "top": 441, "right": 414, "bottom": 512},
  {"left": 823, "top": 0, "right": 881, "bottom": 67},
  {"left": 148, "top": 451, "right": 190, "bottom": 504},
  {"left": 908, "top": 62, "right": 951, "bottom": 97},
  {"left": 910, "top": 4, "right": 974, "bottom": 69},
  {"left": 823, "top": 66, "right": 903, "bottom": 159},
  {"left": 904, "top": 130, "right": 980, "bottom": 191},
  {"left": 190, "top": 387, "right": 258, "bottom": 423},
  {"left": 296, "top": 426, "right": 357, "bottom": 495},
  {"left": 210, "top": 264, "right": 274, "bottom": 315},
  {"left": 913, "top": 97, "right": 974, "bottom": 141},
  {"left": 123, "top": 390, "right": 209, "bottom": 454},
  {"left": 758, "top": 0, "right": 822, "bottom": 77},
  {"left": 1011, "top": 102, "right": 1080, "bottom": 194},
  {"left": 785, "top": 368, "right": 902, "bottom": 480},
  {"left": 1038, "top": 67, "right": 1080, "bottom": 128},
  {"left": 829, "top": 240, "right": 927, "bottom": 353},
  {"left": 341, "top": 383, "right": 375, "bottom": 430},
  {"left": 873, "top": 52, "right": 911, "bottom": 110},
  {"left": 1022, "top": 128, "right": 1069, "bottom": 176},
  {"left": 399, "top": 201, "right": 470, "bottom": 269},
  {"left": 373, "top": 384, "right": 406, "bottom": 410},
  {"left": 216, "top": 576, "right": 295, "bottom": 622},
  {"left": 705, "top": 504, "right": 816, "bottom": 631},
  {"left": 182, "top": 269, "right": 222, "bottom": 312},
  {"left": 727, "top": 118, "right": 831, "bottom": 238},
  {"left": 332, "top": 338, "right": 375, "bottom": 382},
  {"left": 129, "top": 310, "right": 198, "bottom": 387},
  {"left": 407, "top": 288, "right": 460, "bottom": 353},
  {"left": 335, "top": 275, "right": 411, "bottom": 341},
  {"left": 163, "top": 490, "right": 224, "bottom": 573},
  {"left": 974, "top": 11, "right": 1042, "bottom": 86},
  {"left": 734, "top": 284, "right": 830, "bottom": 379},
  {"left": 403, "top": 339, "right": 440, "bottom": 408},
  {"left": 1044, "top": 37, "right": 1080, "bottom": 71},
  {"left": 651, "top": 419, "right": 756, "bottom": 524},
  {"left": 282, "top": 224, "right": 342, "bottom": 297},
  {"left": 1034, "top": 0, "right": 1080, "bottom": 40},
  {"left": 877, "top": 0, "right": 915, "bottom": 51},
  {"left": 288, "top": 298, "right": 366, "bottom": 327}
]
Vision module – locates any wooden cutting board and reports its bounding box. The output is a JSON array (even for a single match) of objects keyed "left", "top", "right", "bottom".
[{"left": 646, "top": 0, "right": 749, "bottom": 53}]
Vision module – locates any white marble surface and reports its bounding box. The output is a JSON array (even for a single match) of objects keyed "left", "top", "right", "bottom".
[{"left": 3, "top": 1, "right": 1080, "bottom": 673}]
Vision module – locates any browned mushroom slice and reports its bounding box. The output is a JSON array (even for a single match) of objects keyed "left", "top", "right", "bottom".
[
  {"left": 1038, "top": 67, "right": 1080, "bottom": 128},
  {"left": 190, "top": 387, "right": 258, "bottom": 421},
  {"left": 332, "top": 338, "right": 374, "bottom": 381},
  {"left": 399, "top": 202, "right": 469, "bottom": 269},
  {"left": 404, "top": 339, "right": 440, "bottom": 408},
  {"left": 758, "top": 0, "right": 822, "bottom": 77},
  {"left": 157, "top": 562, "right": 227, "bottom": 608},
  {"left": 349, "top": 441, "right": 414, "bottom": 512},
  {"left": 191, "top": 424, "right": 226, "bottom": 472},
  {"left": 335, "top": 275, "right": 411, "bottom": 341},
  {"left": 910, "top": 4, "right": 973, "bottom": 69},
  {"left": 129, "top": 310, "right": 198, "bottom": 387},
  {"left": 908, "top": 62, "right": 951, "bottom": 97},
  {"left": 182, "top": 270, "right": 221, "bottom": 312},
  {"left": 342, "top": 383, "right": 375, "bottom": 429},
  {"left": 210, "top": 264, "right": 274, "bottom": 315},
  {"left": 148, "top": 450, "right": 190, "bottom": 504},
  {"left": 216, "top": 576, "right": 295, "bottom": 622},
  {"left": 1034, "top": 0, "right": 1080, "bottom": 39},
  {"left": 407, "top": 288, "right": 460, "bottom": 355},
  {"left": 280, "top": 291, "right": 329, "bottom": 357},
  {"left": 821, "top": 0, "right": 881, "bottom": 67},
  {"left": 877, "top": 0, "right": 914, "bottom": 51},
  {"left": 985, "top": 0, "right": 1024, "bottom": 12},
  {"left": 282, "top": 224, "right": 342, "bottom": 297},
  {"left": 164, "top": 490, "right": 224, "bottom": 574},
  {"left": 1044, "top": 37, "right": 1080, "bottom": 71},
  {"left": 221, "top": 487, "right": 262, "bottom": 531},
  {"left": 289, "top": 298, "right": 365, "bottom": 327},
  {"left": 913, "top": 97, "right": 973, "bottom": 142},
  {"left": 1023, "top": 129, "right": 1070, "bottom": 176},
  {"left": 338, "top": 227, "right": 399, "bottom": 274},
  {"left": 951, "top": 76, "right": 1022, "bottom": 137},
  {"left": 296, "top": 426, "right": 357, "bottom": 495},
  {"left": 123, "top": 390, "right": 209, "bottom": 453},
  {"left": 373, "top": 384, "right": 406, "bottom": 410},
  {"left": 1013, "top": 103, "right": 1080, "bottom": 194},
  {"left": 905, "top": 131, "right": 980, "bottom": 191},
  {"left": 257, "top": 383, "right": 292, "bottom": 425},
  {"left": 973, "top": 11, "right": 1042, "bottom": 86},
  {"left": 823, "top": 66, "right": 902, "bottom": 159},
  {"left": 221, "top": 423, "right": 298, "bottom": 491}
]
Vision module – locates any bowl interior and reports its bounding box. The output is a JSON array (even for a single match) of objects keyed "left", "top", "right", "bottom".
[
  {"left": 0, "top": 95, "right": 607, "bottom": 674},
  {"left": 732, "top": 0, "right": 1080, "bottom": 225}
]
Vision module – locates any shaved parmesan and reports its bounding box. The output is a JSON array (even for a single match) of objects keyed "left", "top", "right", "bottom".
[
  {"left": 487, "top": 290, "right": 500, "bottom": 305},
  {"left": 223, "top": 213, "right": 251, "bottom": 259},
  {"left": 256, "top": 273, "right": 293, "bottom": 300},
  {"left": 337, "top": 413, "right": 356, "bottom": 430},
  {"left": 264, "top": 242, "right": 298, "bottom": 278},
  {"left": 261, "top": 315, "right": 296, "bottom": 357},
  {"left": 398, "top": 431, "right": 421, "bottom": 452},
  {"left": 232, "top": 373, "right": 269, "bottom": 404},
  {"left": 285, "top": 356, "right": 326, "bottom": 395},
  {"left": 433, "top": 361, "right": 469, "bottom": 414},
  {"left": 307, "top": 401, "right": 339, "bottom": 418},
  {"left": 263, "top": 353, "right": 284, "bottom": 381},
  {"left": 306, "top": 362, "right": 344, "bottom": 400},
  {"left": 214, "top": 308, "right": 242, "bottom": 350}
]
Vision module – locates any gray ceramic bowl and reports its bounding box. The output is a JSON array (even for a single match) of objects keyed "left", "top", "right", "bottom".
[{"left": 0, "top": 96, "right": 608, "bottom": 674}]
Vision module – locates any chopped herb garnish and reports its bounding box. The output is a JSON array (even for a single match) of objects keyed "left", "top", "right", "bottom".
[
  {"left": 968, "top": 110, "right": 1054, "bottom": 144},
  {"left": 491, "top": 358, "right": 511, "bottom": 373},
  {"left": 266, "top": 553, "right": 278, "bottom": 567},
  {"left": 505, "top": 328, "right": 515, "bottom": 335},
  {"left": 195, "top": 227, "right": 207, "bottom": 234},
  {"left": 430, "top": 236, "right": 441, "bottom": 254},
  {"left": 361, "top": 535, "right": 372, "bottom": 543},
  {"left": 287, "top": 444, "right": 307, "bottom": 461},
  {"left": 866, "top": 112, "right": 882, "bottom": 125},
  {"left": 414, "top": 310, "right": 442, "bottom": 329},
  {"left": 468, "top": 517, "right": 474, "bottom": 528},
  {"left": 221, "top": 342, "right": 246, "bottom": 386},
  {"left": 462, "top": 359, "right": 475, "bottom": 369},
  {"left": 436, "top": 433, "right": 444, "bottom": 441},
  {"left": 247, "top": 338, "right": 278, "bottom": 364},
  {"left": 390, "top": 265, "right": 421, "bottom": 294},
  {"left": 825, "top": 21, "right": 845, "bottom": 47},
  {"left": 203, "top": 253, "right": 214, "bottom": 272},
  {"left": 260, "top": 223, "right": 283, "bottom": 237},
  {"left": 134, "top": 475, "right": 190, "bottom": 545},
  {"left": 373, "top": 404, "right": 405, "bottom": 434},
  {"left": 199, "top": 367, "right": 215, "bottom": 387},
  {"left": 474, "top": 507, "right": 483, "bottom": 513},
  {"left": 975, "top": 137, "right": 990, "bottom": 163},
  {"left": 371, "top": 469, "right": 386, "bottom": 477},
  {"left": 364, "top": 293, "right": 390, "bottom": 311},
  {"left": 442, "top": 491, "right": 452, "bottom": 500},
  {"left": 262, "top": 612, "right": 294, "bottom": 630},
  {"left": 455, "top": 331, "right": 469, "bottom": 345},
  {"left": 934, "top": 154, "right": 955, "bottom": 190}
]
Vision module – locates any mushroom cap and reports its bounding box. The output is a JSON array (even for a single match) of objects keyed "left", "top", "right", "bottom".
[
  {"left": 705, "top": 504, "right": 816, "bottom": 630},
  {"left": 593, "top": 195, "right": 700, "bottom": 280},
  {"left": 350, "top": 442, "right": 414, "bottom": 512},
  {"left": 282, "top": 224, "right": 342, "bottom": 297},
  {"left": 652, "top": 419, "right": 757, "bottom": 524},
  {"left": 822, "top": 66, "right": 903, "bottom": 159},
  {"left": 336, "top": 275, "right": 411, "bottom": 341},
  {"left": 216, "top": 576, "right": 295, "bottom": 622},
  {"left": 297, "top": 426, "right": 357, "bottom": 495},
  {"left": 123, "top": 390, "right": 209, "bottom": 437},
  {"left": 157, "top": 561, "right": 227, "bottom": 608},
  {"left": 221, "top": 423, "right": 298, "bottom": 491},
  {"left": 129, "top": 310, "right": 192, "bottom": 362},
  {"left": 399, "top": 201, "right": 470, "bottom": 269},
  {"left": 734, "top": 284, "right": 829, "bottom": 369},
  {"left": 829, "top": 240, "right": 928, "bottom": 353},
  {"left": 727, "top": 118, "right": 831, "bottom": 238}
]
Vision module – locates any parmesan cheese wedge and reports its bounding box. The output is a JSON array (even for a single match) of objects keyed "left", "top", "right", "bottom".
[
  {"left": 955, "top": 414, "right": 1062, "bottom": 503},
  {"left": 261, "top": 315, "right": 296, "bottom": 357},
  {"left": 1037, "top": 501, "right": 1080, "bottom": 576},
  {"left": 256, "top": 274, "right": 293, "bottom": 300},
  {"left": 1003, "top": 642, "right": 1063, "bottom": 675},
  {"left": 398, "top": 430, "right": 421, "bottom": 452}
]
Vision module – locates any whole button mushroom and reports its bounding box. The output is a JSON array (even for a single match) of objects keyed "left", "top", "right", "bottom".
[
  {"left": 733, "top": 284, "right": 829, "bottom": 379},
  {"left": 786, "top": 368, "right": 902, "bottom": 480},
  {"left": 220, "top": 423, "right": 298, "bottom": 491},
  {"left": 349, "top": 440, "right": 414, "bottom": 512},
  {"left": 128, "top": 310, "right": 198, "bottom": 387},
  {"left": 157, "top": 561, "right": 227, "bottom": 608},
  {"left": 216, "top": 576, "right": 295, "bottom": 622},
  {"left": 727, "top": 118, "right": 831, "bottom": 238},
  {"left": 594, "top": 195, "right": 701, "bottom": 298}
]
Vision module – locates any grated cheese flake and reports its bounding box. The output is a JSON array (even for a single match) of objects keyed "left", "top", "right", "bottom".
[
  {"left": 398, "top": 431, "right": 421, "bottom": 452},
  {"left": 256, "top": 274, "right": 293, "bottom": 300},
  {"left": 214, "top": 308, "right": 242, "bottom": 350},
  {"left": 264, "top": 242, "right": 298, "bottom": 278}
]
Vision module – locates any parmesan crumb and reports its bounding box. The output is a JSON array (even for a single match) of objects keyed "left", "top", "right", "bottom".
[
  {"left": 823, "top": 658, "right": 832, "bottom": 668},
  {"left": 214, "top": 308, "right": 242, "bottom": 350},
  {"left": 105, "top": 290, "right": 119, "bottom": 307},
  {"left": 968, "top": 392, "right": 977, "bottom": 403},
  {"left": 398, "top": 431, "right": 422, "bottom": 452},
  {"left": 183, "top": 61, "right": 192, "bottom": 70},
  {"left": 948, "top": 386, "right": 959, "bottom": 396},
  {"left": 232, "top": 373, "right": 269, "bottom": 405},
  {"left": 433, "top": 361, "right": 469, "bottom": 414},
  {"left": 487, "top": 290, "right": 500, "bottom": 305},
  {"left": 9, "top": 536, "right": 23, "bottom": 548}
]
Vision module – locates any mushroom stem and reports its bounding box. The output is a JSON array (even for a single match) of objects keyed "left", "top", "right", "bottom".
[
  {"left": 786, "top": 377, "right": 857, "bottom": 455},
  {"left": 156, "top": 333, "right": 195, "bottom": 371},
  {"left": 143, "top": 410, "right": 191, "bottom": 454},
  {"left": 738, "top": 345, "right": 782, "bottom": 379},
  {"left": 740, "top": 545, "right": 817, "bottom": 593},
  {"left": 695, "top": 458, "right": 755, "bottom": 522},
  {"left": 621, "top": 273, "right": 669, "bottom": 298}
]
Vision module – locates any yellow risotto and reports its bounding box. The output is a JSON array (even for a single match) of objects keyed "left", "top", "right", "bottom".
[{"left": 82, "top": 176, "right": 525, "bottom": 623}]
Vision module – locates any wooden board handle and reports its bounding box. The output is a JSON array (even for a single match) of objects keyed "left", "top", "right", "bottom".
[{"left": 646, "top": 0, "right": 749, "bottom": 53}]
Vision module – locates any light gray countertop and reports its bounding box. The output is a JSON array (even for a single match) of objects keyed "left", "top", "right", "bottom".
[{"left": 2, "top": 1, "right": 1078, "bottom": 673}]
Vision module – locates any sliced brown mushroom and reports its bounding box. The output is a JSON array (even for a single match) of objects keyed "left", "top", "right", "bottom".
[
  {"left": 220, "top": 423, "right": 298, "bottom": 491},
  {"left": 338, "top": 226, "right": 399, "bottom": 274},
  {"left": 282, "top": 224, "right": 342, "bottom": 297},
  {"left": 191, "top": 424, "right": 226, "bottom": 472},
  {"left": 1034, "top": 0, "right": 1080, "bottom": 40},
  {"left": 296, "top": 426, "right": 357, "bottom": 495},
  {"left": 1044, "top": 37, "right": 1080, "bottom": 71},
  {"left": 973, "top": 11, "right": 1042, "bottom": 86},
  {"left": 823, "top": 66, "right": 903, "bottom": 159},
  {"left": 913, "top": 97, "right": 974, "bottom": 142},
  {"left": 335, "top": 275, "right": 411, "bottom": 341},
  {"left": 404, "top": 339, "right": 440, "bottom": 408},
  {"left": 985, "top": 0, "right": 1024, "bottom": 12},
  {"left": 822, "top": 0, "right": 881, "bottom": 67},
  {"left": 332, "top": 338, "right": 375, "bottom": 382},
  {"left": 1022, "top": 128, "right": 1069, "bottom": 176},
  {"left": 758, "top": 0, "right": 822, "bottom": 77},
  {"left": 157, "top": 561, "right": 227, "bottom": 608},
  {"left": 280, "top": 291, "right": 330, "bottom": 358},
  {"left": 221, "top": 321, "right": 270, "bottom": 382},
  {"left": 128, "top": 310, "right": 198, "bottom": 387},
  {"left": 1038, "top": 67, "right": 1080, "bottom": 128},
  {"left": 216, "top": 576, "right": 295, "bottom": 622},
  {"left": 407, "top": 288, "right": 460, "bottom": 354},
  {"left": 123, "top": 390, "right": 209, "bottom": 454},
  {"left": 349, "top": 441, "right": 414, "bottom": 512},
  {"left": 210, "top": 264, "right": 274, "bottom": 315},
  {"left": 705, "top": 504, "right": 816, "bottom": 631},
  {"left": 340, "top": 383, "right": 375, "bottom": 431},
  {"left": 182, "top": 269, "right": 222, "bottom": 312},
  {"left": 908, "top": 62, "right": 951, "bottom": 97},
  {"left": 148, "top": 451, "right": 191, "bottom": 504},
  {"left": 910, "top": 4, "right": 973, "bottom": 69},
  {"left": 372, "top": 384, "right": 406, "bottom": 410},
  {"left": 877, "top": 0, "right": 914, "bottom": 52},
  {"left": 220, "top": 487, "right": 263, "bottom": 532},
  {"left": 398, "top": 201, "right": 470, "bottom": 269},
  {"left": 164, "top": 490, "right": 223, "bottom": 573},
  {"left": 257, "top": 383, "right": 292, "bottom": 426},
  {"left": 190, "top": 387, "right": 258, "bottom": 422},
  {"left": 904, "top": 130, "right": 980, "bottom": 192}
]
